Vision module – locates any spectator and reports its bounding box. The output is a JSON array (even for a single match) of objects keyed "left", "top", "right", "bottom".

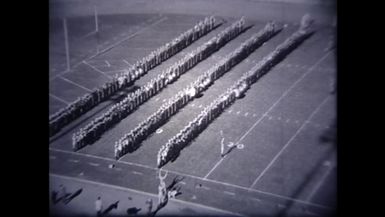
[{"left": 95, "top": 196, "right": 103, "bottom": 217}]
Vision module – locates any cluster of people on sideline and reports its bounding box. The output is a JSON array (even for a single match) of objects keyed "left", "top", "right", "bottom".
[
  {"left": 50, "top": 16, "right": 218, "bottom": 137},
  {"left": 73, "top": 18, "right": 248, "bottom": 151},
  {"left": 116, "top": 21, "right": 280, "bottom": 160},
  {"left": 157, "top": 17, "right": 316, "bottom": 168}
]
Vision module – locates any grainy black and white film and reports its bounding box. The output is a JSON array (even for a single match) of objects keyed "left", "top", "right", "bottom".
[{"left": 49, "top": 0, "right": 337, "bottom": 216}]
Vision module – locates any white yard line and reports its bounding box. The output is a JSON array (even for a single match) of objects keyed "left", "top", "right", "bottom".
[
  {"left": 88, "top": 162, "right": 100, "bottom": 167},
  {"left": 49, "top": 148, "right": 331, "bottom": 210},
  {"left": 83, "top": 61, "right": 112, "bottom": 79},
  {"left": 49, "top": 16, "right": 168, "bottom": 81},
  {"left": 249, "top": 95, "right": 331, "bottom": 189},
  {"left": 77, "top": 30, "right": 97, "bottom": 41},
  {"left": 49, "top": 93, "right": 70, "bottom": 104},
  {"left": 236, "top": 52, "right": 331, "bottom": 145},
  {"left": 223, "top": 191, "right": 235, "bottom": 196},
  {"left": 122, "top": 59, "right": 131, "bottom": 66},
  {"left": 202, "top": 51, "right": 332, "bottom": 180},
  {"left": 132, "top": 171, "right": 143, "bottom": 175},
  {"left": 306, "top": 162, "right": 336, "bottom": 202},
  {"left": 203, "top": 158, "right": 224, "bottom": 179},
  {"left": 58, "top": 75, "right": 93, "bottom": 92}
]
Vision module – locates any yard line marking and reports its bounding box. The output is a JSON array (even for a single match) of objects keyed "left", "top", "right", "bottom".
[
  {"left": 50, "top": 148, "right": 154, "bottom": 170},
  {"left": 68, "top": 159, "right": 79, "bottom": 163},
  {"left": 49, "top": 17, "right": 168, "bottom": 81},
  {"left": 77, "top": 30, "right": 97, "bottom": 40},
  {"left": 223, "top": 191, "right": 235, "bottom": 196},
  {"left": 94, "top": 16, "right": 168, "bottom": 56},
  {"left": 236, "top": 51, "right": 332, "bottom": 144},
  {"left": 49, "top": 148, "right": 332, "bottom": 210},
  {"left": 236, "top": 111, "right": 241, "bottom": 115},
  {"left": 123, "top": 59, "right": 131, "bottom": 66},
  {"left": 180, "top": 181, "right": 186, "bottom": 185},
  {"left": 49, "top": 93, "right": 70, "bottom": 105},
  {"left": 132, "top": 171, "right": 143, "bottom": 175},
  {"left": 306, "top": 163, "right": 335, "bottom": 202},
  {"left": 249, "top": 95, "right": 331, "bottom": 189},
  {"left": 50, "top": 174, "right": 244, "bottom": 216},
  {"left": 88, "top": 162, "right": 100, "bottom": 166},
  {"left": 58, "top": 75, "right": 92, "bottom": 92},
  {"left": 203, "top": 51, "right": 332, "bottom": 180},
  {"left": 104, "top": 70, "right": 127, "bottom": 74},
  {"left": 83, "top": 61, "right": 112, "bottom": 79},
  {"left": 203, "top": 157, "right": 225, "bottom": 179},
  {"left": 105, "top": 60, "right": 111, "bottom": 67}
]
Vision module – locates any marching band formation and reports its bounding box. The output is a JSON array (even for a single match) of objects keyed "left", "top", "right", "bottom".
[
  {"left": 72, "top": 17, "right": 248, "bottom": 151},
  {"left": 113, "top": 21, "right": 281, "bottom": 159},
  {"left": 157, "top": 16, "right": 315, "bottom": 168},
  {"left": 52, "top": 13, "right": 315, "bottom": 169},
  {"left": 50, "top": 16, "right": 217, "bottom": 137}
]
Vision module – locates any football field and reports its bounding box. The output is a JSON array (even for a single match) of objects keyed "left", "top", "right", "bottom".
[{"left": 49, "top": 2, "right": 336, "bottom": 216}]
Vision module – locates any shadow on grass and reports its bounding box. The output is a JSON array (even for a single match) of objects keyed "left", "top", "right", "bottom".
[{"left": 103, "top": 200, "right": 120, "bottom": 215}]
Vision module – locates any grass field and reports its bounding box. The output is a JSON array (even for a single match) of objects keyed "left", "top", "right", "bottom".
[{"left": 49, "top": 11, "right": 336, "bottom": 217}]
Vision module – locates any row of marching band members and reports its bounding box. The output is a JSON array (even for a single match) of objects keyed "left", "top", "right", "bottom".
[
  {"left": 156, "top": 56, "right": 276, "bottom": 168},
  {"left": 50, "top": 16, "right": 217, "bottom": 137},
  {"left": 156, "top": 16, "right": 316, "bottom": 168},
  {"left": 114, "top": 89, "right": 192, "bottom": 159},
  {"left": 73, "top": 18, "right": 248, "bottom": 151},
  {"left": 157, "top": 88, "right": 238, "bottom": 168},
  {"left": 115, "top": 20, "right": 281, "bottom": 159}
]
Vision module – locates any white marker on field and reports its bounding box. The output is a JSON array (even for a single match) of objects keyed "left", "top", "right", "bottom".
[
  {"left": 123, "top": 59, "right": 131, "bottom": 66},
  {"left": 63, "top": 18, "right": 71, "bottom": 71}
]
